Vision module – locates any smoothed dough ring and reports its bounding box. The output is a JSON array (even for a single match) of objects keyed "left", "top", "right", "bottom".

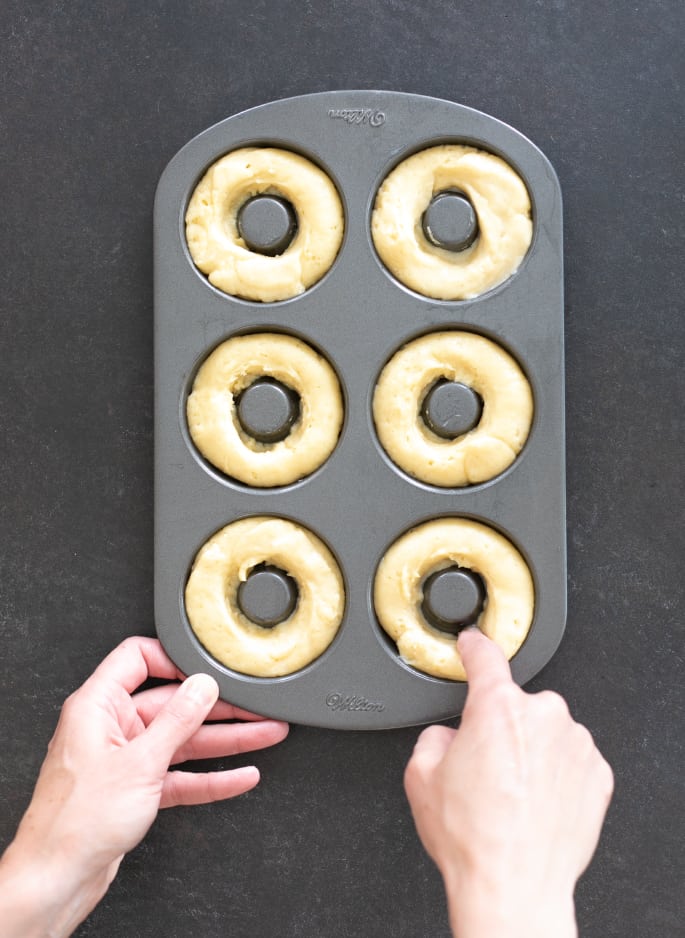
[
  {"left": 185, "top": 147, "right": 344, "bottom": 302},
  {"left": 374, "top": 518, "right": 534, "bottom": 680},
  {"left": 187, "top": 333, "right": 343, "bottom": 487},
  {"left": 185, "top": 516, "right": 345, "bottom": 677},
  {"left": 373, "top": 331, "right": 533, "bottom": 487},
  {"left": 371, "top": 145, "right": 532, "bottom": 300}
]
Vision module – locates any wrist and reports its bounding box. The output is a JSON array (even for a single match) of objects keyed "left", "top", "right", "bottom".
[
  {"left": 0, "top": 833, "right": 115, "bottom": 938},
  {"left": 442, "top": 863, "right": 577, "bottom": 938}
]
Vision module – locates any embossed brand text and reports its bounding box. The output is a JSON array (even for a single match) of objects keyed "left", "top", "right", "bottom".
[
  {"left": 327, "top": 108, "right": 386, "bottom": 127},
  {"left": 326, "top": 692, "right": 385, "bottom": 712}
]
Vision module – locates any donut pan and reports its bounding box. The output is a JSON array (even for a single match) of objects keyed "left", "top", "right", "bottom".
[{"left": 154, "top": 90, "right": 565, "bottom": 729}]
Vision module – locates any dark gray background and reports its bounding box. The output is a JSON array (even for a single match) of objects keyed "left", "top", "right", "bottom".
[{"left": 0, "top": 2, "right": 683, "bottom": 936}]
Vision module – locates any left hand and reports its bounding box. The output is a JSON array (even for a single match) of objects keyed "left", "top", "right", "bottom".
[{"left": 0, "top": 636, "right": 289, "bottom": 937}]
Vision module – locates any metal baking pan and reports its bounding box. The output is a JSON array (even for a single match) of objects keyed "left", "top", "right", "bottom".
[{"left": 154, "top": 90, "right": 565, "bottom": 729}]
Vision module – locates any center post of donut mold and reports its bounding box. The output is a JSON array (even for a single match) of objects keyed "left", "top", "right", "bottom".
[
  {"left": 421, "top": 567, "right": 486, "bottom": 634},
  {"left": 237, "top": 194, "right": 298, "bottom": 256},
  {"left": 422, "top": 190, "right": 479, "bottom": 253},
  {"left": 420, "top": 379, "right": 483, "bottom": 439},
  {"left": 237, "top": 564, "right": 298, "bottom": 628},
  {"left": 236, "top": 378, "right": 301, "bottom": 444}
]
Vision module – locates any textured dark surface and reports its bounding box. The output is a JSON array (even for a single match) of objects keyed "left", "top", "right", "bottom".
[{"left": 0, "top": 2, "right": 683, "bottom": 936}]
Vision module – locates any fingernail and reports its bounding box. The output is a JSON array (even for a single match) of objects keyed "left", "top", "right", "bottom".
[
  {"left": 237, "top": 765, "right": 260, "bottom": 786},
  {"left": 457, "top": 625, "right": 479, "bottom": 640},
  {"left": 181, "top": 673, "right": 219, "bottom": 706}
]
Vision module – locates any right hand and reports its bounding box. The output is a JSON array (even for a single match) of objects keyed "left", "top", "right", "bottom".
[{"left": 404, "top": 628, "right": 613, "bottom": 938}]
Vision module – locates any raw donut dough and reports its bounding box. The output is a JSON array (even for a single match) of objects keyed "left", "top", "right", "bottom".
[
  {"left": 371, "top": 145, "right": 532, "bottom": 300},
  {"left": 185, "top": 147, "right": 344, "bottom": 302},
  {"left": 374, "top": 518, "right": 534, "bottom": 680},
  {"left": 373, "top": 331, "right": 532, "bottom": 487},
  {"left": 185, "top": 516, "right": 345, "bottom": 678},
  {"left": 187, "top": 333, "right": 343, "bottom": 487}
]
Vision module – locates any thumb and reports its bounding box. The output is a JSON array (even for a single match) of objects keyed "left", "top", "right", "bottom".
[{"left": 140, "top": 673, "right": 219, "bottom": 769}]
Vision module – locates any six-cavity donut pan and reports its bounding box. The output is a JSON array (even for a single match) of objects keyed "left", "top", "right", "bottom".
[{"left": 154, "top": 90, "right": 565, "bottom": 729}]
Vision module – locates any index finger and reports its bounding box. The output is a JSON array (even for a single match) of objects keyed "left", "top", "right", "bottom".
[
  {"left": 81, "top": 637, "right": 183, "bottom": 695},
  {"left": 457, "top": 628, "right": 513, "bottom": 698}
]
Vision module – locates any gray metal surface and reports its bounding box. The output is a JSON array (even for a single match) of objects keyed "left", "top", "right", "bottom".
[{"left": 154, "top": 90, "right": 565, "bottom": 729}]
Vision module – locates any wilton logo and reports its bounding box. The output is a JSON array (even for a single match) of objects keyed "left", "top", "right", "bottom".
[
  {"left": 326, "top": 692, "right": 385, "bottom": 713},
  {"left": 327, "top": 107, "right": 386, "bottom": 127}
]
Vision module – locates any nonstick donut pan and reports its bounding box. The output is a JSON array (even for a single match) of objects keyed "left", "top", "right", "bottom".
[{"left": 154, "top": 90, "right": 565, "bottom": 729}]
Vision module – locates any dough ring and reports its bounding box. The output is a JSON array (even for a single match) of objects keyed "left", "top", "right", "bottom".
[
  {"left": 185, "top": 516, "right": 345, "bottom": 678},
  {"left": 185, "top": 147, "right": 344, "bottom": 302},
  {"left": 187, "top": 333, "right": 344, "bottom": 488},
  {"left": 371, "top": 144, "right": 532, "bottom": 300},
  {"left": 373, "top": 331, "right": 533, "bottom": 487},
  {"left": 374, "top": 518, "right": 534, "bottom": 681}
]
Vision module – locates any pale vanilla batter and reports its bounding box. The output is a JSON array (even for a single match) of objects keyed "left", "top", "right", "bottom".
[
  {"left": 374, "top": 518, "right": 534, "bottom": 680},
  {"left": 185, "top": 516, "right": 345, "bottom": 677},
  {"left": 371, "top": 145, "right": 532, "bottom": 300},
  {"left": 187, "top": 333, "right": 343, "bottom": 488},
  {"left": 373, "top": 331, "right": 533, "bottom": 488},
  {"left": 186, "top": 147, "right": 344, "bottom": 302}
]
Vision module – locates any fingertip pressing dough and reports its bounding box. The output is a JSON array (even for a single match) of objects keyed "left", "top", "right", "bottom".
[
  {"left": 185, "top": 147, "right": 344, "bottom": 302},
  {"left": 374, "top": 518, "right": 534, "bottom": 680},
  {"left": 373, "top": 331, "right": 533, "bottom": 487},
  {"left": 371, "top": 145, "right": 532, "bottom": 300},
  {"left": 187, "top": 333, "right": 343, "bottom": 487},
  {"left": 185, "top": 516, "right": 345, "bottom": 677}
]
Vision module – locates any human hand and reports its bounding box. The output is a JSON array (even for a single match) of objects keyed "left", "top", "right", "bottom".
[
  {"left": 0, "top": 636, "right": 288, "bottom": 938},
  {"left": 404, "top": 628, "right": 613, "bottom": 938}
]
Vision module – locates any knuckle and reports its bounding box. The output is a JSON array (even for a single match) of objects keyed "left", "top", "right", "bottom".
[
  {"left": 404, "top": 749, "right": 420, "bottom": 780},
  {"left": 60, "top": 690, "right": 82, "bottom": 720},
  {"left": 163, "top": 772, "right": 182, "bottom": 808},
  {"left": 417, "top": 725, "right": 445, "bottom": 746},
  {"left": 574, "top": 722, "right": 595, "bottom": 750},
  {"left": 599, "top": 756, "right": 615, "bottom": 800},
  {"left": 232, "top": 725, "right": 250, "bottom": 756},
  {"left": 50, "top": 690, "right": 85, "bottom": 749},
  {"left": 403, "top": 754, "right": 424, "bottom": 796},
  {"left": 175, "top": 738, "right": 195, "bottom": 763},
  {"left": 535, "top": 689, "right": 570, "bottom": 720},
  {"left": 403, "top": 759, "right": 415, "bottom": 790},
  {"left": 119, "top": 635, "right": 156, "bottom": 657},
  {"left": 484, "top": 681, "right": 522, "bottom": 713},
  {"left": 118, "top": 636, "right": 139, "bottom": 655}
]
